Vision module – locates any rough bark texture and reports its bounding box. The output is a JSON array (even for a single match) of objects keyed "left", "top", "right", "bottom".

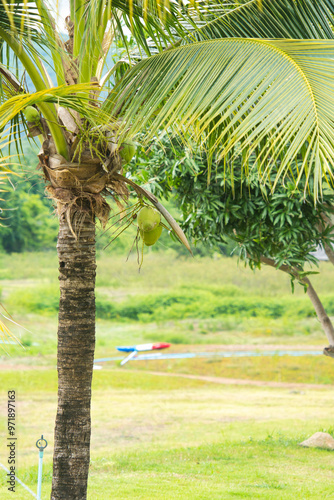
[{"left": 51, "top": 210, "right": 96, "bottom": 500}]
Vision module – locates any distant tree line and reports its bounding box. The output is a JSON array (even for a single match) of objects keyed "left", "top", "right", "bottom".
[
  {"left": 0, "top": 143, "right": 59, "bottom": 253},
  {"left": 1, "top": 139, "right": 234, "bottom": 256}
]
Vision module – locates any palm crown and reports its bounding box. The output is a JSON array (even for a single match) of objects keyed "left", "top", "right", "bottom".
[{"left": 1, "top": 1, "right": 334, "bottom": 201}]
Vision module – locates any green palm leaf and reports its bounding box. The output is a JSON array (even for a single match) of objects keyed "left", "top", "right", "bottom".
[
  {"left": 109, "top": 37, "right": 334, "bottom": 198},
  {"left": 186, "top": 0, "right": 334, "bottom": 41},
  {"left": 111, "top": 0, "right": 196, "bottom": 54},
  {"left": 0, "top": 83, "right": 108, "bottom": 128},
  {"left": 0, "top": 0, "right": 41, "bottom": 36}
]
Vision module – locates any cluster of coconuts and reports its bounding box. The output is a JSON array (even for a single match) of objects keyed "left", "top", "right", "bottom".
[
  {"left": 119, "top": 142, "right": 162, "bottom": 246},
  {"left": 137, "top": 206, "right": 162, "bottom": 246}
]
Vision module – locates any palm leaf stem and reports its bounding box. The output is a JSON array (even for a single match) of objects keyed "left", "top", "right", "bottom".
[
  {"left": 91, "top": 2, "right": 113, "bottom": 79},
  {"left": 0, "top": 27, "right": 68, "bottom": 158},
  {"left": 77, "top": 0, "right": 103, "bottom": 83},
  {"left": 0, "top": 64, "right": 24, "bottom": 93},
  {"left": 35, "top": 0, "right": 66, "bottom": 85},
  {"left": 73, "top": 0, "right": 87, "bottom": 59},
  {"left": 185, "top": 0, "right": 334, "bottom": 41}
]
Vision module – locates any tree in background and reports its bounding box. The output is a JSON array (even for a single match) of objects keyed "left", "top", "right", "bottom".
[
  {"left": 131, "top": 134, "right": 334, "bottom": 352},
  {"left": 0, "top": 153, "right": 22, "bottom": 344},
  {"left": 3, "top": 0, "right": 334, "bottom": 498},
  {"left": 0, "top": 158, "right": 59, "bottom": 252}
]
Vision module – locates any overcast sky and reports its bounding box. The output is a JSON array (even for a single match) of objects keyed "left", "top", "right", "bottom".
[{"left": 49, "top": 0, "right": 70, "bottom": 31}]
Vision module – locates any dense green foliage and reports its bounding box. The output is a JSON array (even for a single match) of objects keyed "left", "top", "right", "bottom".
[
  {"left": 130, "top": 134, "right": 334, "bottom": 272},
  {"left": 0, "top": 144, "right": 58, "bottom": 252},
  {"left": 0, "top": 139, "right": 221, "bottom": 255},
  {"left": 4, "top": 131, "right": 334, "bottom": 265},
  {"left": 7, "top": 281, "right": 334, "bottom": 323}
]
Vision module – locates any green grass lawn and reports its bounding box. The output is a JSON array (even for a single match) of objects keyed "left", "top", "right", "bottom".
[
  {"left": 0, "top": 369, "right": 334, "bottom": 499},
  {"left": 1, "top": 251, "right": 334, "bottom": 498}
]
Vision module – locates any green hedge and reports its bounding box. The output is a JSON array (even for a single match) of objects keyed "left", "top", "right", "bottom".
[
  {"left": 7, "top": 284, "right": 334, "bottom": 322},
  {"left": 96, "top": 292, "right": 320, "bottom": 321}
]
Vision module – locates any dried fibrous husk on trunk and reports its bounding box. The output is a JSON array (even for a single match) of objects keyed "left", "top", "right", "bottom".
[
  {"left": 46, "top": 186, "right": 111, "bottom": 238},
  {"left": 39, "top": 135, "right": 127, "bottom": 238}
]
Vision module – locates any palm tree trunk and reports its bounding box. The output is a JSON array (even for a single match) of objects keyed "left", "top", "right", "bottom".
[{"left": 51, "top": 209, "right": 96, "bottom": 500}]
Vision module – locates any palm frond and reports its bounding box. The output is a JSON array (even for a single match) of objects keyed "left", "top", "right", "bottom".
[
  {"left": 0, "top": 141, "right": 19, "bottom": 180},
  {"left": 0, "top": 0, "right": 41, "bottom": 37},
  {"left": 0, "top": 303, "right": 25, "bottom": 349},
  {"left": 0, "top": 83, "right": 90, "bottom": 123},
  {"left": 109, "top": 38, "right": 334, "bottom": 198},
  {"left": 107, "top": 0, "right": 209, "bottom": 58},
  {"left": 0, "top": 0, "right": 47, "bottom": 72},
  {"left": 185, "top": 0, "right": 334, "bottom": 41},
  {"left": 0, "top": 83, "right": 116, "bottom": 149},
  {"left": 0, "top": 6, "right": 71, "bottom": 156},
  {"left": 114, "top": 0, "right": 185, "bottom": 47},
  {"left": 0, "top": 314, "right": 21, "bottom": 349}
]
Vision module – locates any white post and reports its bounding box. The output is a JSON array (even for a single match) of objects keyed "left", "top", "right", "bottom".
[{"left": 36, "top": 436, "right": 47, "bottom": 500}]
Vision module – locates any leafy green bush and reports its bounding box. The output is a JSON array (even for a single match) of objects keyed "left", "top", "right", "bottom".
[
  {"left": 8, "top": 284, "right": 334, "bottom": 322},
  {"left": 96, "top": 290, "right": 329, "bottom": 322},
  {"left": 7, "top": 285, "right": 59, "bottom": 314},
  {"left": 130, "top": 133, "right": 334, "bottom": 274}
]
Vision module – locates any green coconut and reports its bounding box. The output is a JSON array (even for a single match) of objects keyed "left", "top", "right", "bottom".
[
  {"left": 120, "top": 140, "right": 136, "bottom": 163},
  {"left": 137, "top": 206, "right": 161, "bottom": 232},
  {"left": 140, "top": 225, "right": 162, "bottom": 246},
  {"left": 23, "top": 106, "right": 40, "bottom": 124}
]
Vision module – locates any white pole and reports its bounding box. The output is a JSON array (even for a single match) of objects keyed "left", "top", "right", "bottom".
[
  {"left": 120, "top": 350, "right": 138, "bottom": 365},
  {"left": 36, "top": 436, "right": 47, "bottom": 500},
  {"left": 37, "top": 451, "right": 43, "bottom": 500}
]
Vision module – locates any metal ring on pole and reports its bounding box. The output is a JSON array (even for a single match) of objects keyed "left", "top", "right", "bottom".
[{"left": 36, "top": 435, "right": 48, "bottom": 451}]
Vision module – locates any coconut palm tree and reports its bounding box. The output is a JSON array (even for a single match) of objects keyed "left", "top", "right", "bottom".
[
  {"left": 2, "top": 0, "right": 334, "bottom": 498},
  {"left": 0, "top": 2, "right": 197, "bottom": 498}
]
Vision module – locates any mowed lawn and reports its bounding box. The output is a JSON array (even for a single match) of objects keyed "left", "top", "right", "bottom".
[
  {"left": 1, "top": 251, "right": 334, "bottom": 498},
  {"left": 0, "top": 369, "right": 334, "bottom": 499}
]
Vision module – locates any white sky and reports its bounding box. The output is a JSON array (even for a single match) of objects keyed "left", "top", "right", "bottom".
[{"left": 49, "top": 0, "right": 70, "bottom": 31}]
